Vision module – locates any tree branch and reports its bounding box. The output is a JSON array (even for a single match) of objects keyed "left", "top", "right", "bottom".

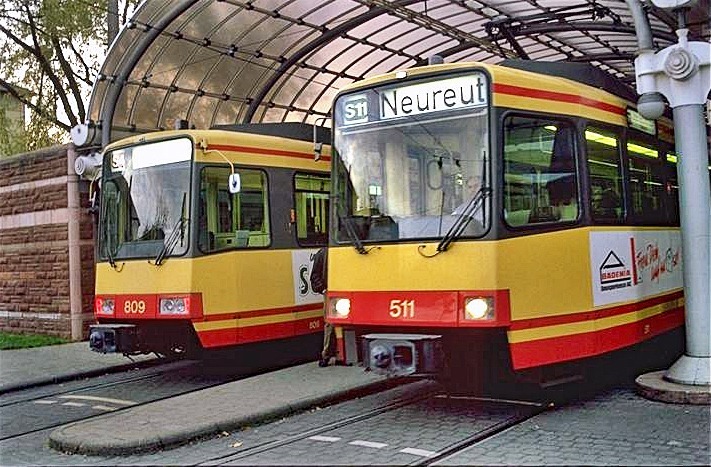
[
  {"left": 23, "top": 3, "right": 78, "bottom": 127},
  {"left": 51, "top": 36, "right": 86, "bottom": 121},
  {"left": 122, "top": 2, "right": 130, "bottom": 24},
  {"left": 66, "top": 40, "right": 95, "bottom": 86},
  {"left": 0, "top": 22, "right": 42, "bottom": 59}
]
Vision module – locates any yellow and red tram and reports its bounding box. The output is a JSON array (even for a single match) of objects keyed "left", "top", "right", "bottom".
[
  {"left": 325, "top": 60, "right": 685, "bottom": 387},
  {"left": 89, "top": 123, "right": 331, "bottom": 356}
]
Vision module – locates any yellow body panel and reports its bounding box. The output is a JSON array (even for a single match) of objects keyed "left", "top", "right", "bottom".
[
  {"left": 330, "top": 229, "right": 591, "bottom": 319},
  {"left": 329, "top": 226, "right": 681, "bottom": 324},
  {"left": 493, "top": 94, "right": 626, "bottom": 127},
  {"left": 194, "top": 309, "right": 323, "bottom": 332},
  {"left": 97, "top": 249, "right": 304, "bottom": 314},
  {"left": 103, "top": 129, "right": 331, "bottom": 171},
  {"left": 508, "top": 296, "right": 684, "bottom": 343}
]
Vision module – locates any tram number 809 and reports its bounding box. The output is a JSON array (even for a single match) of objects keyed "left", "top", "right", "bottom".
[{"left": 124, "top": 300, "right": 146, "bottom": 314}]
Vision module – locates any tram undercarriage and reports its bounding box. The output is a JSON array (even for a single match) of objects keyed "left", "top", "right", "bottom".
[
  {"left": 345, "top": 326, "right": 685, "bottom": 397},
  {"left": 348, "top": 327, "right": 512, "bottom": 390},
  {"left": 89, "top": 320, "right": 200, "bottom": 357}
]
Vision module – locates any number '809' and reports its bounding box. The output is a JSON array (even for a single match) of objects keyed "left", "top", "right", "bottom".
[{"left": 124, "top": 300, "right": 146, "bottom": 314}]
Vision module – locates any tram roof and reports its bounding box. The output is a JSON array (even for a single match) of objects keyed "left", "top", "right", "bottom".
[{"left": 86, "top": 0, "right": 709, "bottom": 147}]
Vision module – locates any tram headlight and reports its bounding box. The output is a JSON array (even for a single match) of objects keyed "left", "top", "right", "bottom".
[
  {"left": 464, "top": 297, "right": 494, "bottom": 320},
  {"left": 159, "top": 297, "right": 189, "bottom": 315},
  {"left": 95, "top": 297, "right": 115, "bottom": 315},
  {"left": 329, "top": 298, "right": 351, "bottom": 318}
]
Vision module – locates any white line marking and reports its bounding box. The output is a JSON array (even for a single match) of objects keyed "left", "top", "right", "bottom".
[
  {"left": 92, "top": 405, "right": 118, "bottom": 411},
  {"left": 434, "top": 394, "right": 545, "bottom": 407},
  {"left": 400, "top": 447, "right": 437, "bottom": 458},
  {"left": 308, "top": 435, "right": 341, "bottom": 443},
  {"left": 59, "top": 395, "right": 136, "bottom": 406},
  {"left": 349, "top": 440, "right": 388, "bottom": 449},
  {"left": 33, "top": 400, "right": 58, "bottom": 405},
  {"left": 61, "top": 402, "right": 86, "bottom": 407}
]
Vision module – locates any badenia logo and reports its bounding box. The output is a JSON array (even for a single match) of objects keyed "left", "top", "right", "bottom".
[
  {"left": 380, "top": 74, "right": 487, "bottom": 120},
  {"left": 599, "top": 251, "right": 632, "bottom": 291}
]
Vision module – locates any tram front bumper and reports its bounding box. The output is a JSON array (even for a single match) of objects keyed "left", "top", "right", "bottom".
[
  {"left": 363, "top": 333, "right": 443, "bottom": 376},
  {"left": 88, "top": 324, "right": 137, "bottom": 354}
]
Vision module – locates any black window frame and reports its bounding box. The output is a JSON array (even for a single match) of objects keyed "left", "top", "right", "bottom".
[
  {"left": 293, "top": 171, "right": 330, "bottom": 247},
  {"left": 585, "top": 124, "right": 626, "bottom": 225},
  {"left": 501, "top": 112, "right": 581, "bottom": 230},
  {"left": 197, "top": 164, "right": 271, "bottom": 254}
]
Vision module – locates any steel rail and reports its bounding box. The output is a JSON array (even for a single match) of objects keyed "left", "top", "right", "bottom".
[
  {"left": 197, "top": 381, "right": 443, "bottom": 466},
  {"left": 0, "top": 359, "right": 195, "bottom": 408},
  {"left": 410, "top": 396, "right": 548, "bottom": 466}
]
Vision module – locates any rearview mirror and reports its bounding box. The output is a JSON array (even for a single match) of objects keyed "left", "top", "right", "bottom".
[
  {"left": 313, "top": 117, "right": 328, "bottom": 161},
  {"left": 228, "top": 173, "right": 241, "bottom": 194}
]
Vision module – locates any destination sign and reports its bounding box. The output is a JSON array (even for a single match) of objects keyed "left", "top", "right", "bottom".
[
  {"left": 380, "top": 74, "right": 487, "bottom": 120},
  {"left": 337, "top": 73, "right": 488, "bottom": 127},
  {"left": 110, "top": 137, "right": 192, "bottom": 172},
  {"left": 627, "top": 108, "right": 656, "bottom": 136}
]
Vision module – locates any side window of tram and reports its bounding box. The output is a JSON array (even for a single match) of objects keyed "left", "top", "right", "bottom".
[
  {"left": 627, "top": 139, "right": 667, "bottom": 225},
  {"left": 198, "top": 166, "right": 270, "bottom": 252},
  {"left": 503, "top": 116, "right": 579, "bottom": 227},
  {"left": 294, "top": 173, "right": 330, "bottom": 246},
  {"left": 586, "top": 127, "right": 624, "bottom": 223}
]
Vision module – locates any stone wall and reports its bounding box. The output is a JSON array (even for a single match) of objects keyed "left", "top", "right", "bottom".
[{"left": 0, "top": 144, "right": 95, "bottom": 340}]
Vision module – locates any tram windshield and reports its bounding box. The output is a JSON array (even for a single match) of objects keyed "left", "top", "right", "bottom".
[
  {"left": 332, "top": 73, "right": 490, "bottom": 244},
  {"left": 99, "top": 137, "right": 192, "bottom": 262}
]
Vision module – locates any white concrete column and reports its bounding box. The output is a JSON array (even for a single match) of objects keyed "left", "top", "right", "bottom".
[{"left": 67, "top": 145, "right": 83, "bottom": 341}]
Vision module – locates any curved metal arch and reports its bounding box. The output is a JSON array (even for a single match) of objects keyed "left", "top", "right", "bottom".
[
  {"left": 242, "top": 0, "right": 422, "bottom": 123},
  {"left": 428, "top": 21, "right": 677, "bottom": 72},
  {"left": 250, "top": 11, "right": 426, "bottom": 123},
  {"left": 495, "top": 22, "right": 678, "bottom": 44},
  {"left": 90, "top": 4, "right": 174, "bottom": 128},
  {"left": 567, "top": 52, "right": 636, "bottom": 63},
  {"left": 152, "top": 3, "right": 220, "bottom": 129},
  {"left": 101, "top": 0, "right": 199, "bottom": 147},
  {"left": 207, "top": 20, "right": 332, "bottom": 127},
  {"left": 183, "top": 5, "right": 249, "bottom": 124}
]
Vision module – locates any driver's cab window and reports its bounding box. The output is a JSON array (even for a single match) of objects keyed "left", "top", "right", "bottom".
[
  {"left": 503, "top": 116, "right": 579, "bottom": 227},
  {"left": 198, "top": 166, "right": 270, "bottom": 252},
  {"left": 101, "top": 179, "right": 121, "bottom": 259}
]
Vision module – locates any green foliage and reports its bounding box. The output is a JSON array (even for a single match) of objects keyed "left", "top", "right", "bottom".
[
  {"left": 0, "top": 94, "right": 27, "bottom": 157},
  {"left": 0, "top": 1, "right": 140, "bottom": 151},
  {"left": 0, "top": 331, "right": 69, "bottom": 350}
]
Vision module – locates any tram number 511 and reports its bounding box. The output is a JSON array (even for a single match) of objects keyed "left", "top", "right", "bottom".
[{"left": 389, "top": 299, "right": 415, "bottom": 319}]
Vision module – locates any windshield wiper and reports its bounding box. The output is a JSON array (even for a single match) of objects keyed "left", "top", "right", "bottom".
[
  {"left": 436, "top": 186, "right": 491, "bottom": 253},
  {"left": 334, "top": 196, "right": 368, "bottom": 255},
  {"left": 153, "top": 216, "right": 187, "bottom": 266},
  {"left": 99, "top": 191, "right": 120, "bottom": 270},
  {"left": 103, "top": 226, "right": 119, "bottom": 269},
  {"left": 153, "top": 193, "right": 187, "bottom": 266}
]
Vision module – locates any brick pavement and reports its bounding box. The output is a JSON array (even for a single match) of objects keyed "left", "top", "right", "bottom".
[{"left": 442, "top": 388, "right": 710, "bottom": 466}]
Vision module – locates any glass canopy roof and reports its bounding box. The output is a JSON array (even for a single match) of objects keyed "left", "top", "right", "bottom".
[{"left": 86, "top": 0, "right": 710, "bottom": 147}]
